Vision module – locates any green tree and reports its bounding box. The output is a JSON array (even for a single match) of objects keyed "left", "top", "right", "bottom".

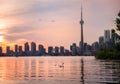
[
  {"left": 111, "top": 29, "right": 116, "bottom": 45},
  {"left": 116, "top": 11, "right": 120, "bottom": 34},
  {"left": 115, "top": 11, "right": 120, "bottom": 42}
]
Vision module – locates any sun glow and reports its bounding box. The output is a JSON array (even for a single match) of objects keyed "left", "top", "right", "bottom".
[
  {"left": 0, "top": 36, "right": 4, "bottom": 42},
  {"left": 0, "top": 22, "right": 7, "bottom": 30}
]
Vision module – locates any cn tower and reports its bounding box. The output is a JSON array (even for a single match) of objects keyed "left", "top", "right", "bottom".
[{"left": 80, "top": 5, "right": 84, "bottom": 55}]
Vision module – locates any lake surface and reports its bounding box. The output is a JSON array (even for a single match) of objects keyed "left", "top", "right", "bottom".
[{"left": 0, "top": 56, "right": 120, "bottom": 84}]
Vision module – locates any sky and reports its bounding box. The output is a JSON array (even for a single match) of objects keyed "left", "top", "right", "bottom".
[{"left": 0, "top": 0, "right": 120, "bottom": 51}]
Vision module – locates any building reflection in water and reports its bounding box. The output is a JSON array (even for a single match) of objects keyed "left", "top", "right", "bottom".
[
  {"left": 0, "top": 57, "right": 120, "bottom": 84},
  {"left": 80, "top": 58, "right": 84, "bottom": 84},
  {"left": 0, "top": 57, "right": 81, "bottom": 81}
]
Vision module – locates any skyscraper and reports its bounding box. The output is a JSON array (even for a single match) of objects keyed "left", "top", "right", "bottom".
[
  {"left": 15, "top": 44, "right": 18, "bottom": 53},
  {"left": 80, "top": 5, "right": 84, "bottom": 55},
  {"left": 6, "top": 46, "right": 10, "bottom": 55},
  {"left": 19, "top": 46, "right": 23, "bottom": 55},
  {"left": 19, "top": 46, "right": 22, "bottom": 52},
  {"left": 92, "top": 42, "right": 99, "bottom": 51},
  {"left": 48, "top": 46, "right": 53, "bottom": 55},
  {"left": 31, "top": 42, "right": 36, "bottom": 55},
  {"left": 24, "top": 42, "right": 29, "bottom": 55},
  {"left": 60, "top": 46, "right": 64, "bottom": 56},
  {"left": 99, "top": 36, "right": 104, "bottom": 46},
  {"left": 71, "top": 43, "right": 77, "bottom": 56},
  {"left": 38, "top": 44, "right": 44, "bottom": 55},
  {"left": 0, "top": 47, "right": 2, "bottom": 55},
  {"left": 54, "top": 46, "right": 59, "bottom": 56},
  {"left": 104, "top": 30, "right": 110, "bottom": 42}
]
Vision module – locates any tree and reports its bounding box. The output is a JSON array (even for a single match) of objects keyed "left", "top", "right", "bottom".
[
  {"left": 115, "top": 11, "right": 120, "bottom": 42},
  {"left": 116, "top": 11, "right": 120, "bottom": 34},
  {"left": 111, "top": 29, "right": 116, "bottom": 45}
]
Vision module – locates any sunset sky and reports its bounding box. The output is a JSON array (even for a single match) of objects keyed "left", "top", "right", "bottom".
[{"left": 0, "top": 0, "right": 120, "bottom": 51}]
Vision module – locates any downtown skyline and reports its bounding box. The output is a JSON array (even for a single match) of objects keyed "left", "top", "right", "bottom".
[
  {"left": 0, "top": 0, "right": 120, "bottom": 52},
  {"left": 0, "top": 28, "right": 115, "bottom": 56}
]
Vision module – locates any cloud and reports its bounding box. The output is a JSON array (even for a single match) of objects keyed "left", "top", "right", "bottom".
[
  {"left": 0, "top": 0, "right": 81, "bottom": 19},
  {"left": 1, "top": 0, "right": 120, "bottom": 49},
  {"left": 7, "top": 26, "right": 36, "bottom": 34},
  {"left": 3, "top": 25, "right": 40, "bottom": 42},
  {"left": 4, "top": 31, "right": 35, "bottom": 42}
]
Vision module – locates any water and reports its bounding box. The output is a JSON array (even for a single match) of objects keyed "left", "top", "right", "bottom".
[{"left": 0, "top": 56, "right": 120, "bottom": 84}]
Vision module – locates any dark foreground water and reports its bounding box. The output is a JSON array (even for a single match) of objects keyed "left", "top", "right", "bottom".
[{"left": 0, "top": 56, "right": 120, "bottom": 84}]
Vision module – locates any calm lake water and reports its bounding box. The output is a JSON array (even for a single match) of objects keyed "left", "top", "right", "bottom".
[{"left": 0, "top": 56, "right": 120, "bottom": 84}]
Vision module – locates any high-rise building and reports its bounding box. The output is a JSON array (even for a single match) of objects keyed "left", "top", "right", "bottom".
[
  {"left": 84, "top": 43, "right": 87, "bottom": 52},
  {"left": 71, "top": 43, "right": 77, "bottom": 56},
  {"left": 86, "top": 45, "right": 92, "bottom": 51},
  {"left": 84, "top": 44, "right": 92, "bottom": 56},
  {"left": 60, "top": 46, "right": 64, "bottom": 55},
  {"left": 0, "top": 47, "right": 2, "bottom": 55},
  {"left": 99, "top": 36, "right": 104, "bottom": 46},
  {"left": 92, "top": 42, "right": 99, "bottom": 51},
  {"left": 6, "top": 46, "right": 10, "bottom": 54},
  {"left": 31, "top": 42, "right": 36, "bottom": 55},
  {"left": 64, "top": 49, "right": 70, "bottom": 56},
  {"left": 79, "top": 5, "right": 84, "bottom": 55},
  {"left": 19, "top": 46, "right": 22, "bottom": 53},
  {"left": 38, "top": 44, "right": 44, "bottom": 55},
  {"left": 43, "top": 48, "right": 46, "bottom": 55},
  {"left": 18, "top": 46, "right": 23, "bottom": 55},
  {"left": 48, "top": 46, "right": 53, "bottom": 55},
  {"left": 24, "top": 42, "right": 29, "bottom": 55},
  {"left": 104, "top": 30, "right": 110, "bottom": 42},
  {"left": 15, "top": 44, "right": 18, "bottom": 53},
  {"left": 54, "top": 46, "right": 59, "bottom": 56}
]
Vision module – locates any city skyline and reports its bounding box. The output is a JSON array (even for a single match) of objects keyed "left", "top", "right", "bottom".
[
  {"left": 0, "top": 0, "right": 120, "bottom": 52},
  {"left": 0, "top": 28, "right": 115, "bottom": 56}
]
